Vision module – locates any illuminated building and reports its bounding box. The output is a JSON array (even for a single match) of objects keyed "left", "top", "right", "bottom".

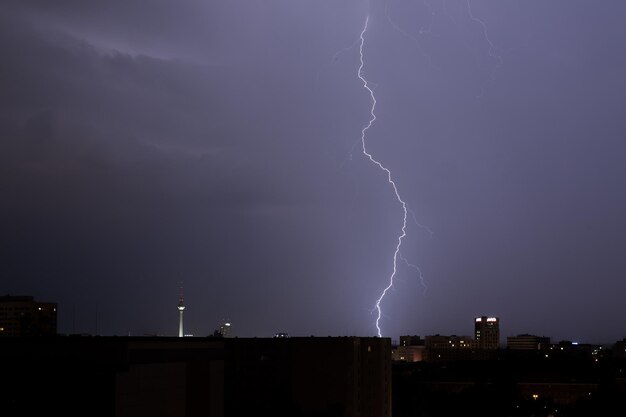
[
  {"left": 219, "top": 321, "right": 232, "bottom": 338},
  {"left": 0, "top": 295, "right": 57, "bottom": 337},
  {"left": 474, "top": 316, "right": 500, "bottom": 349},
  {"left": 393, "top": 336, "right": 425, "bottom": 362},
  {"left": 424, "top": 334, "right": 476, "bottom": 361}
]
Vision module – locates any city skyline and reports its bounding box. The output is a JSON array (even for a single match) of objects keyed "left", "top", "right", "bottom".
[
  {"left": 2, "top": 1, "right": 626, "bottom": 343},
  {"left": 3, "top": 295, "right": 619, "bottom": 349}
]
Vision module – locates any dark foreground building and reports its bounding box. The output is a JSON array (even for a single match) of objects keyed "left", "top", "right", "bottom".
[{"left": 0, "top": 336, "right": 390, "bottom": 417}]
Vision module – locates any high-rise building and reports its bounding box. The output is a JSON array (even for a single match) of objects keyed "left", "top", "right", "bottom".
[
  {"left": 474, "top": 316, "right": 500, "bottom": 349},
  {"left": 219, "top": 321, "right": 232, "bottom": 338},
  {"left": 0, "top": 295, "right": 57, "bottom": 337}
]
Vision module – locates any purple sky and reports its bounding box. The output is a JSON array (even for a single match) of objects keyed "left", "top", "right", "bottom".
[{"left": 1, "top": 0, "right": 625, "bottom": 343}]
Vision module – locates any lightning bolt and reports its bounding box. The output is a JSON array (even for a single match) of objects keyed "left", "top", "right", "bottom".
[
  {"left": 384, "top": 0, "right": 435, "bottom": 68},
  {"left": 350, "top": 1, "right": 501, "bottom": 336},
  {"left": 466, "top": 0, "right": 503, "bottom": 95},
  {"left": 357, "top": 15, "right": 408, "bottom": 337},
  {"left": 408, "top": 207, "right": 434, "bottom": 237},
  {"left": 399, "top": 251, "right": 427, "bottom": 293},
  {"left": 467, "top": 0, "right": 499, "bottom": 62}
]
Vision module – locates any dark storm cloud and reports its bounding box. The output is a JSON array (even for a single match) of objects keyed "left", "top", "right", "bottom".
[
  {"left": 1, "top": 0, "right": 626, "bottom": 342},
  {"left": 0, "top": 0, "right": 368, "bottom": 337}
]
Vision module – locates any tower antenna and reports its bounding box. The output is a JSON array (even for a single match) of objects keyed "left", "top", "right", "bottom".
[{"left": 177, "top": 282, "right": 185, "bottom": 337}]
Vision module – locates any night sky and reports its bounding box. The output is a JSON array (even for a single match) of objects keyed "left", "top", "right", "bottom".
[{"left": 2, "top": 0, "right": 626, "bottom": 343}]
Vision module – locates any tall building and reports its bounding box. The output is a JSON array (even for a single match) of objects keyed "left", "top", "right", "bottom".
[
  {"left": 219, "top": 321, "right": 232, "bottom": 338},
  {"left": 474, "top": 316, "right": 500, "bottom": 349},
  {"left": 0, "top": 295, "right": 57, "bottom": 337}
]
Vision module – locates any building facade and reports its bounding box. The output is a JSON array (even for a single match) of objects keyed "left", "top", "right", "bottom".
[
  {"left": 1, "top": 336, "right": 391, "bottom": 417},
  {"left": 424, "top": 334, "right": 477, "bottom": 361},
  {"left": 225, "top": 337, "right": 391, "bottom": 417},
  {"left": 507, "top": 334, "right": 550, "bottom": 350},
  {"left": 393, "top": 335, "right": 426, "bottom": 362},
  {"left": 219, "top": 322, "right": 232, "bottom": 338},
  {"left": 474, "top": 316, "right": 500, "bottom": 349},
  {"left": 0, "top": 295, "right": 57, "bottom": 337}
]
